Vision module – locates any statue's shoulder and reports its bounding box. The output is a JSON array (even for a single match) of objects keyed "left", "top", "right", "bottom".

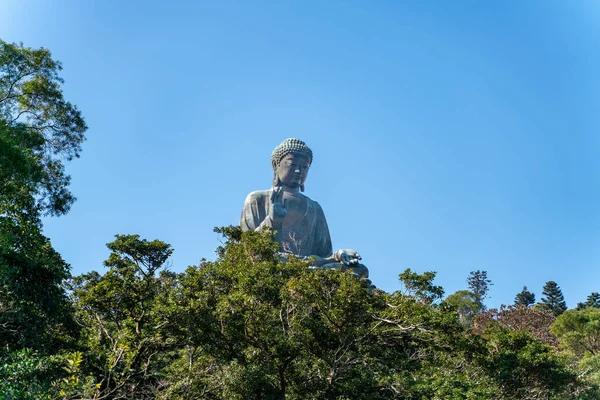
[
  {"left": 244, "top": 189, "right": 273, "bottom": 204},
  {"left": 312, "top": 200, "right": 326, "bottom": 215},
  {"left": 301, "top": 194, "right": 325, "bottom": 213}
]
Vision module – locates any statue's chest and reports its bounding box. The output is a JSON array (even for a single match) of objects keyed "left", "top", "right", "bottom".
[{"left": 282, "top": 194, "right": 308, "bottom": 227}]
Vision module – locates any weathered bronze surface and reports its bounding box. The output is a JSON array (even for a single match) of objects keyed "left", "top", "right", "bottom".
[{"left": 240, "top": 138, "right": 369, "bottom": 278}]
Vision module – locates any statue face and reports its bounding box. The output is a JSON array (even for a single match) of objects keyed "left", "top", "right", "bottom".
[{"left": 276, "top": 154, "right": 310, "bottom": 189}]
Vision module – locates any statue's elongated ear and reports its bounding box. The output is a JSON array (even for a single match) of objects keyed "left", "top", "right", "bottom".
[{"left": 300, "top": 184, "right": 305, "bottom": 192}]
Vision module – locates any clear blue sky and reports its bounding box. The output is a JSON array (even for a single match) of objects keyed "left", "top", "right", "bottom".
[{"left": 1, "top": 0, "right": 598, "bottom": 308}]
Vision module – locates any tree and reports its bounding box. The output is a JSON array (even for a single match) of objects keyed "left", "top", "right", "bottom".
[
  {"left": 479, "top": 326, "right": 576, "bottom": 399},
  {"left": 158, "top": 227, "right": 500, "bottom": 399},
  {"left": 474, "top": 305, "right": 557, "bottom": 346},
  {"left": 587, "top": 293, "right": 600, "bottom": 308},
  {"left": 541, "top": 281, "right": 567, "bottom": 316},
  {"left": 467, "top": 270, "right": 492, "bottom": 310},
  {"left": 551, "top": 308, "right": 600, "bottom": 359},
  {"left": 514, "top": 286, "right": 536, "bottom": 307},
  {"left": 0, "top": 350, "right": 95, "bottom": 399},
  {"left": 444, "top": 290, "right": 481, "bottom": 327},
  {"left": 551, "top": 309, "right": 600, "bottom": 398},
  {"left": 577, "top": 293, "right": 600, "bottom": 310},
  {"left": 398, "top": 268, "right": 444, "bottom": 304},
  {"left": 59, "top": 227, "right": 596, "bottom": 399},
  {"left": 71, "top": 234, "right": 176, "bottom": 398},
  {"left": 0, "top": 39, "right": 86, "bottom": 355},
  {"left": 0, "top": 217, "right": 76, "bottom": 352},
  {"left": 0, "top": 39, "right": 87, "bottom": 217}
]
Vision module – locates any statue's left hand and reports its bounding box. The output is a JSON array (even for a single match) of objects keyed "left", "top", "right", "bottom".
[{"left": 334, "top": 249, "right": 362, "bottom": 266}]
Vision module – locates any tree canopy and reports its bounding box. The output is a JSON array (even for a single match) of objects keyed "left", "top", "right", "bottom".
[
  {"left": 541, "top": 281, "right": 568, "bottom": 317},
  {"left": 0, "top": 39, "right": 86, "bottom": 218},
  {"left": 577, "top": 293, "right": 600, "bottom": 310},
  {"left": 467, "top": 270, "right": 492, "bottom": 310},
  {"left": 0, "top": 39, "right": 85, "bottom": 354},
  {"left": 514, "top": 286, "right": 536, "bottom": 308}
]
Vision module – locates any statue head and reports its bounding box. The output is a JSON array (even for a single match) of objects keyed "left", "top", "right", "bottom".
[{"left": 271, "top": 138, "right": 313, "bottom": 192}]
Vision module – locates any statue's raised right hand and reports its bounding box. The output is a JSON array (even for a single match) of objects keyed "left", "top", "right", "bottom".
[{"left": 269, "top": 187, "right": 287, "bottom": 225}]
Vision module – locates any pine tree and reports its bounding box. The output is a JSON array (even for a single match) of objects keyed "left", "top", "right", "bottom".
[
  {"left": 540, "top": 281, "right": 567, "bottom": 316},
  {"left": 578, "top": 292, "right": 600, "bottom": 310},
  {"left": 514, "top": 286, "right": 535, "bottom": 307},
  {"left": 467, "top": 270, "right": 492, "bottom": 310},
  {"left": 576, "top": 293, "right": 600, "bottom": 310},
  {"left": 586, "top": 292, "right": 600, "bottom": 308}
]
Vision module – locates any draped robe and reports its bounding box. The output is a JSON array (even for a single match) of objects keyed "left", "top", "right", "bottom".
[{"left": 240, "top": 188, "right": 333, "bottom": 258}]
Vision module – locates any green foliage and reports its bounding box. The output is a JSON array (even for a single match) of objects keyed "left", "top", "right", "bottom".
[
  {"left": 551, "top": 308, "right": 600, "bottom": 358},
  {"left": 398, "top": 268, "right": 444, "bottom": 304},
  {"left": 71, "top": 234, "right": 176, "bottom": 398},
  {"left": 480, "top": 326, "right": 576, "bottom": 399},
  {"left": 576, "top": 354, "right": 600, "bottom": 398},
  {"left": 0, "top": 349, "right": 96, "bottom": 399},
  {"left": 541, "top": 281, "right": 567, "bottom": 316},
  {"left": 0, "top": 349, "right": 57, "bottom": 399},
  {"left": 577, "top": 292, "right": 600, "bottom": 310},
  {"left": 587, "top": 293, "right": 600, "bottom": 309},
  {"left": 444, "top": 290, "right": 480, "bottom": 327},
  {"left": 0, "top": 217, "right": 76, "bottom": 351},
  {"left": 467, "top": 270, "right": 492, "bottom": 310},
  {"left": 0, "top": 121, "right": 43, "bottom": 220},
  {"left": 0, "top": 39, "right": 87, "bottom": 217},
  {"left": 514, "top": 286, "right": 536, "bottom": 307},
  {"left": 0, "top": 38, "right": 85, "bottom": 362},
  {"left": 159, "top": 228, "right": 492, "bottom": 399},
  {"left": 154, "top": 228, "right": 594, "bottom": 399},
  {"left": 2, "top": 225, "right": 594, "bottom": 399}
]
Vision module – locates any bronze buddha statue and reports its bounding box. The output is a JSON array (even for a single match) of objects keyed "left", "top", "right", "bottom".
[{"left": 240, "top": 138, "right": 369, "bottom": 278}]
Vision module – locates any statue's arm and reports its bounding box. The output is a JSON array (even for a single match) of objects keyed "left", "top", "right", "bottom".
[
  {"left": 240, "top": 190, "right": 282, "bottom": 233},
  {"left": 256, "top": 216, "right": 281, "bottom": 231},
  {"left": 311, "top": 201, "right": 364, "bottom": 270},
  {"left": 240, "top": 193, "right": 262, "bottom": 231},
  {"left": 313, "top": 201, "right": 334, "bottom": 258}
]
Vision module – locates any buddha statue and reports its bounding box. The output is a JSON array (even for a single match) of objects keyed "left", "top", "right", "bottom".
[{"left": 240, "top": 138, "right": 369, "bottom": 278}]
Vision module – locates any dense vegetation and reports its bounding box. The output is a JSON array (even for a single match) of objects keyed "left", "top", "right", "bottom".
[{"left": 2, "top": 40, "right": 600, "bottom": 399}]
